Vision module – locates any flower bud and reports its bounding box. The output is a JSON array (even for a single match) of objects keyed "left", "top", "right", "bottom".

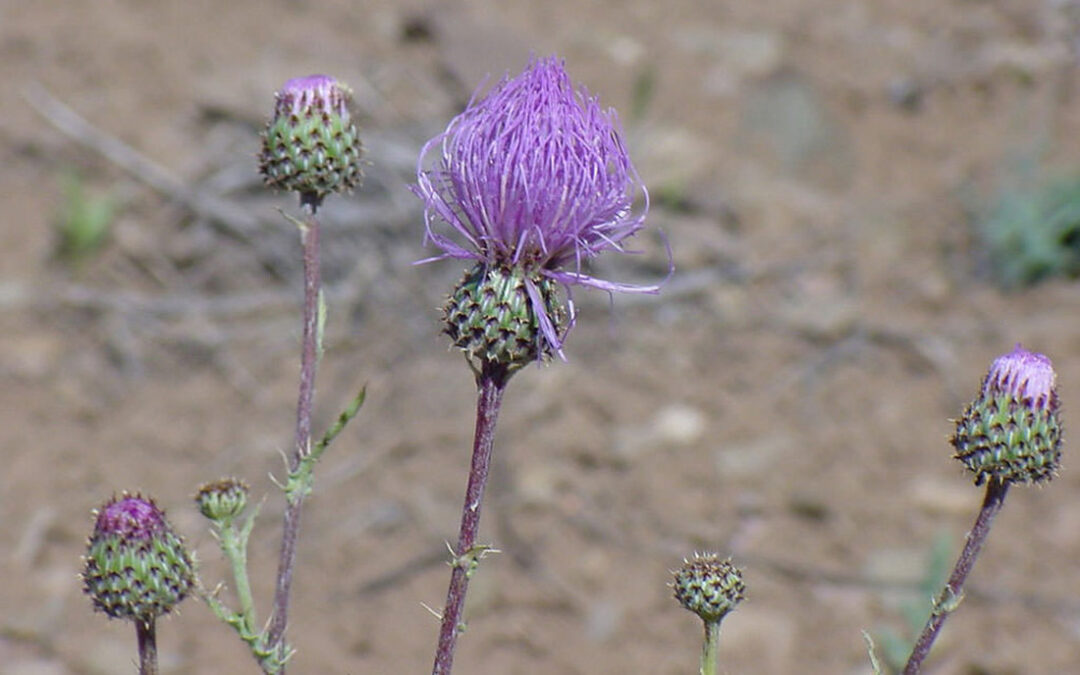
[
  {"left": 195, "top": 477, "right": 250, "bottom": 522},
  {"left": 952, "top": 345, "right": 1063, "bottom": 485},
  {"left": 82, "top": 494, "right": 195, "bottom": 624},
  {"left": 672, "top": 553, "right": 745, "bottom": 624},
  {"left": 443, "top": 263, "right": 566, "bottom": 370},
  {"left": 258, "top": 74, "right": 364, "bottom": 203}
]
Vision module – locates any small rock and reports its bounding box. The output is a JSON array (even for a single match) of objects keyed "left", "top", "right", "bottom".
[
  {"left": 612, "top": 403, "right": 707, "bottom": 459},
  {"left": 654, "top": 404, "right": 707, "bottom": 445},
  {"left": 717, "top": 30, "right": 785, "bottom": 78},
  {"left": 715, "top": 434, "right": 790, "bottom": 479}
]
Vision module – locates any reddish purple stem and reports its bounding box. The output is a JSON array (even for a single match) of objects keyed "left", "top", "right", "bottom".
[
  {"left": 903, "top": 477, "right": 1010, "bottom": 674},
  {"left": 136, "top": 619, "right": 158, "bottom": 675},
  {"left": 267, "top": 203, "right": 322, "bottom": 672},
  {"left": 432, "top": 360, "right": 512, "bottom": 675}
]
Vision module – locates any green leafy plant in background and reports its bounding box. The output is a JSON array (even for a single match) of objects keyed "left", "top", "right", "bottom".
[
  {"left": 978, "top": 172, "right": 1080, "bottom": 288},
  {"left": 54, "top": 170, "right": 115, "bottom": 262},
  {"left": 873, "top": 532, "right": 954, "bottom": 673}
]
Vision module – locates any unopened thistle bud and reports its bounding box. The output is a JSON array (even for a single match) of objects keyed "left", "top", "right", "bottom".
[
  {"left": 195, "top": 477, "right": 250, "bottom": 523},
  {"left": 673, "top": 553, "right": 745, "bottom": 624},
  {"left": 952, "top": 345, "right": 1062, "bottom": 485},
  {"left": 82, "top": 494, "right": 195, "bottom": 624},
  {"left": 259, "top": 74, "right": 363, "bottom": 204},
  {"left": 444, "top": 263, "right": 566, "bottom": 369}
]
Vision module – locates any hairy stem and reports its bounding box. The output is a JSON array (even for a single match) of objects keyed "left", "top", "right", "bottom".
[
  {"left": 222, "top": 515, "right": 257, "bottom": 632},
  {"left": 267, "top": 203, "right": 322, "bottom": 671},
  {"left": 432, "top": 360, "right": 512, "bottom": 675},
  {"left": 903, "top": 477, "right": 1010, "bottom": 674},
  {"left": 700, "top": 619, "right": 720, "bottom": 675},
  {"left": 136, "top": 619, "right": 158, "bottom": 675}
]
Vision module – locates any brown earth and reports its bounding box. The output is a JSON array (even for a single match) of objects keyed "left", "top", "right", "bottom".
[{"left": 2, "top": 1, "right": 1080, "bottom": 673}]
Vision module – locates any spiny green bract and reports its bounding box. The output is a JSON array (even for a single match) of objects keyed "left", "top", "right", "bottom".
[
  {"left": 953, "top": 393, "right": 1062, "bottom": 485},
  {"left": 443, "top": 264, "right": 565, "bottom": 369},
  {"left": 672, "top": 553, "right": 745, "bottom": 624},
  {"left": 259, "top": 75, "right": 363, "bottom": 201}
]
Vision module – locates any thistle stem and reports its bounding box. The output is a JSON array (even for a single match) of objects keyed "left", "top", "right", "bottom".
[
  {"left": 267, "top": 201, "right": 322, "bottom": 671},
  {"left": 432, "top": 360, "right": 512, "bottom": 675},
  {"left": 700, "top": 619, "right": 721, "bottom": 675},
  {"left": 222, "top": 516, "right": 257, "bottom": 632},
  {"left": 903, "top": 477, "right": 1010, "bottom": 674},
  {"left": 136, "top": 619, "right": 158, "bottom": 675}
]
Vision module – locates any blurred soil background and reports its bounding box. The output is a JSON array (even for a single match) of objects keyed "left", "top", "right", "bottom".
[{"left": 3, "top": 1, "right": 1080, "bottom": 673}]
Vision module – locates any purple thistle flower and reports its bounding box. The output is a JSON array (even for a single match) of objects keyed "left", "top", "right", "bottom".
[
  {"left": 275, "top": 75, "right": 350, "bottom": 119},
  {"left": 94, "top": 494, "right": 169, "bottom": 541},
  {"left": 982, "top": 344, "right": 1057, "bottom": 412},
  {"left": 414, "top": 56, "right": 661, "bottom": 355}
]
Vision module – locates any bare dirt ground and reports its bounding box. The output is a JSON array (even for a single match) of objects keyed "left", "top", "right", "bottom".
[{"left": 3, "top": 1, "right": 1080, "bottom": 673}]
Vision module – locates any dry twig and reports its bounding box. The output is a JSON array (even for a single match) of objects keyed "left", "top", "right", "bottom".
[{"left": 23, "top": 82, "right": 260, "bottom": 241}]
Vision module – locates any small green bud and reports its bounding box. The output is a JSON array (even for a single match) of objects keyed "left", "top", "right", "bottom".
[
  {"left": 953, "top": 345, "right": 1063, "bottom": 485},
  {"left": 258, "top": 75, "right": 364, "bottom": 204},
  {"left": 82, "top": 494, "right": 195, "bottom": 624},
  {"left": 443, "top": 263, "right": 566, "bottom": 370},
  {"left": 673, "top": 553, "right": 745, "bottom": 624},
  {"left": 195, "top": 477, "right": 250, "bottom": 522}
]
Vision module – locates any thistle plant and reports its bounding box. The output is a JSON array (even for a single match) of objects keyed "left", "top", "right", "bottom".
[
  {"left": 902, "top": 345, "right": 1062, "bottom": 673},
  {"left": 82, "top": 493, "right": 195, "bottom": 675},
  {"left": 180, "top": 74, "right": 366, "bottom": 673},
  {"left": 413, "top": 56, "right": 663, "bottom": 674},
  {"left": 672, "top": 553, "right": 746, "bottom": 675},
  {"left": 254, "top": 73, "right": 364, "bottom": 672},
  {"left": 61, "top": 53, "right": 1076, "bottom": 674},
  {"left": 79, "top": 74, "right": 367, "bottom": 674}
]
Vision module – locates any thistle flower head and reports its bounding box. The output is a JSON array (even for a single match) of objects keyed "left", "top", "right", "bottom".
[
  {"left": 82, "top": 493, "right": 195, "bottom": 624},
  {"left": 276, "top": 75, "right": 350, "bottom": 120},
  {"left": 953, "top": 345, "right": 1063, "bottom": 485},
  {"left": 981, "top": 345, "right": 1057, "bottom": 411},
  {"left": 259, "top": 74, "right": 364, "bottom": 206},
  {"left": 414, "top": 56, "right": 660, "bottom": 359},
  {"left": 672, "top": 553, "right": 745, "bottom": 624}
]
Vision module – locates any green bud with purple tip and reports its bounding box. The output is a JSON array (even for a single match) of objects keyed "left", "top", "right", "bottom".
[
  {"left": 259, "top": 74, "right": 364, "bottom": 204},
  {"left": 952, "top": 345, "right": 1062, "bottom": 485},
  {"left": 82, "top": 493, "right": 195, "bottom": 624}
]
